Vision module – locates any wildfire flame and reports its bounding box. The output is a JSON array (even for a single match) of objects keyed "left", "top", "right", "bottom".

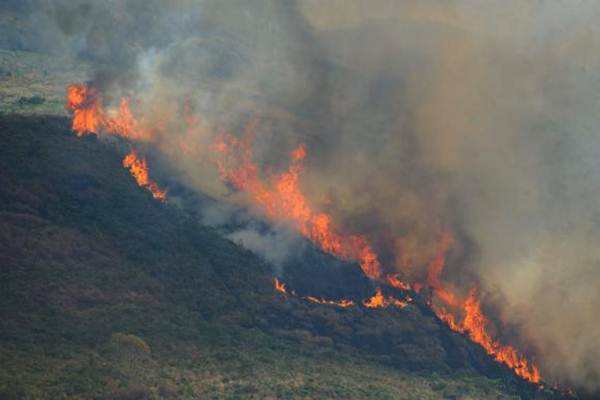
[
  {"left": 274, "top": 279, "right": 409, "bottom": 310},
  {"left": 432, "top": 289, "right": 540, "bottom": 383},
  {"left": 66, "top": 83, "right": 147, "bottom": 140},
  {"left": 66, "top": 83, "right": 101, "bottom": 135},
  {"left": 122, "top": 150, "right": 167, "bottom": 201},
  {"left": 385, "top": 274, "right": 412, "bottom": 291},
  {"left": 274, "top": 278, "right": 354, "bottom": 307},
  {"left": 67, "top": 83, "right": 543, "bottom": 387},
  {"left": 66, "top": 84, "right": 165, "bottom": 200},
  {"left": 422, "top": 232, "right": 541, "bottom": 383},
  {"left": 274, "top": 277, "right": 287, "bottom": 294},
  {"left": 363, "top": 287, "right": 408, "bottom": 309},
  {"left": 212, "top": 131, "right": 382, "bottom": 280},
  {"left": 306, "top": 296, "right": 355, "bottom": 308}
]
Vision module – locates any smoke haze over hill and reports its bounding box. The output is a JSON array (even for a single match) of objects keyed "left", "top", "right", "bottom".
[{"left": 7, "top": 0, "right": 600, "bottom": 392}]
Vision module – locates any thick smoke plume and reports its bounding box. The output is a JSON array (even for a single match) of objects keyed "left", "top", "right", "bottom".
[{"left": 16, "top": 0, "right": 600, "bottom": 391}]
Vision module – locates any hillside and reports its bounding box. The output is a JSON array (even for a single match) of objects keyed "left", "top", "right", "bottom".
[{"left": 0, "top": 110, "right": 571, "bottom": 400}]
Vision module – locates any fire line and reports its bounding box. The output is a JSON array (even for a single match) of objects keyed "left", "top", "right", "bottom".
[{"left": 66, "top": 83, "right": 542, "bottom": 387}]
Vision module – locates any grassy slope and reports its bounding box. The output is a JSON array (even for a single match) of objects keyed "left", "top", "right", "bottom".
[
  {"left": 0, "top": 49, "right": 565, "bottom": 399},
  {"left": 0, "top": 49, "right": 88, "bottom": 116},
  {"left": 0, "top": 116, "right": 519, "bottom": 400}
]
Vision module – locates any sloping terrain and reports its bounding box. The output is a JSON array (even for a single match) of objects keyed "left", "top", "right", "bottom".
[{"left": 0, "top": 113, "right": 570, "bottom": 400}]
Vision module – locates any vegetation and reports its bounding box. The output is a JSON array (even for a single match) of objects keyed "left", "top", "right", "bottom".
[
  {"left": 0, "top": 49, "right": 89, "bottom": 116},
  {"left": 0, "top": 50, "right": 570, "bottom": 399}
]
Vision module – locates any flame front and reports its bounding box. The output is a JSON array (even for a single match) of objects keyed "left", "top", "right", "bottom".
[
  {"left": 423, "top": 233, "right": 541, "bottom": 384},
  {"left": 67, "top": 83, "right": 385, "bottom": 281},
  {"left": 274, "top": 278, "right": 354, "bottom": 307},
  {"left": 66, "top": 84, "right": 147, "bottom": 141},
  {"left": 122, "top": 150, "right": 167, "bottom": 201},
  {"left": 435, "top": 290, "right": 540, "bottom": 383},
  {"left": 274, "top": 279, "right": 409, "bottom": 310},
  {"left": 66, "top": 83, "right": 102, "bottom": 136},
  {"left": 385, "top": 274, "right": 412, "bottom": 291},
  {"left": 306, "top": 296, "right": 355, "bottom": 308},
  {"left": 213, "top": 131, "right": 382, "bottom": 280},
  {"left": 363, "top": 287, "right": 408, "bottom": 309},
  {"left": 67, "top": 84, "right": 542, "bottom": 387},
  {"left": 66, "top": 84, "right": 165, "bottom": 200}
]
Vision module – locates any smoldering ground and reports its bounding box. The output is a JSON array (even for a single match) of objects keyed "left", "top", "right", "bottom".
[{"left": 11, "top": 0, "right": 600, "bottom": 392}]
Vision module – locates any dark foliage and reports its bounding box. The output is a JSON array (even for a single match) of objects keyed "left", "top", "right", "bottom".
[{"left": 0, "top": 115, "right": 571, "bottom": 399}]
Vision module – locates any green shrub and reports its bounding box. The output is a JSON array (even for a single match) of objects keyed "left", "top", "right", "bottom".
[{"left": 108, "top": 333, "right": 151, "bottom": 372}]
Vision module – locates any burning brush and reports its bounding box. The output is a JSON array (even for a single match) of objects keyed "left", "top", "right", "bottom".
[{"left": 66, "top": 82, "right": 543, "bottom": 388}]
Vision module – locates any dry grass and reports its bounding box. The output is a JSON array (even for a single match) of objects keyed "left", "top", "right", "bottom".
[{"left": 0, "top": 49, "right": 89, "bottom": 115}]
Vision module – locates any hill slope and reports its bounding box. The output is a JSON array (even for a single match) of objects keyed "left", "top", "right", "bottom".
[{"left": 0, "top": 114, "right": 566, "bottom": 399}]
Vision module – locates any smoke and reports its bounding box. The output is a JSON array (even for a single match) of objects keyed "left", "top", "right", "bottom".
[
  {"left": 21, "top": 0, "right": 600, "bottom": 391},
  {"left": 198, "top": 199, "right": 302, "bottom": 273},
  {"left": 295, "top": 1, "right": 600, "bottom": 390},
  {"left": 227, "top": 227, "right": 301, "bottom": 274}
]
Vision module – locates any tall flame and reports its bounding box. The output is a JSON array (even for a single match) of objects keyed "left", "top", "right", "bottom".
[
  {"left": 423, "top": 233, "right": 541, "bottom": 384},
  {"left": 274, "top": 277, "right": 287, "bottom": 294},
  {"left": 212, "top": 131, "right": 382, "bottom": 280},
  {"left": 122, "top": 150, "right": 167, "bottom": 201},
  {"left": 67, "top": 84, "right": 542, "bottom": 386},
  {"left": 432, "top": 290, "right": 540, "bottom": 383},
  {"left": 363, "top": 287, "right": 408, "bottom": 309},
  {"left": 66, "top": 83, "right": 102, "bottom": 136},
  {"left": 66, "top": 84, "right": 147, "bottom": 141},
  {"left": 66, "top": 84, "right": 165, "bottom": 200}
]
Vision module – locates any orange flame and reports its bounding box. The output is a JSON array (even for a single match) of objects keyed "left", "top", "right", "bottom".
[
  {"left": 274, "top": 277, "right": 287, "bottom": 294},
  {"left": 424, "top": 233, "right": 541, "bottom": 384},
  {"left": 272, "top": 280, "right": 409, "bottom": 309},
  {"left": 66, "top": 83, "right": 148, "bottom": 141},
  {"left": 463, "top": 290, "right": 540, "bottom": 383},
  {"left": 363, "top": 287, "right": 408, "bottom": 309},
  {"left": 66, "top": 83, "right": 102, "bottom": 136},
  {"left": 433, "top": 290, "right": 540, "bottom": 383},
  {"left": 213, "top": 131, "right": 382, "bottom": 279},
  {"left": 122, "top": 150, "right": 167, "bottom": 201},
  {"left": 306, "top": 296, "right": 355, "bottom": 308},
  {"left": 273, "top": 278, "right": 353, "bottom": 307},
  {"left": 385, "top": 274, "right": 412, "bottom": 291},
  {"left": 433, "top": 304, "right": 463, "bottom": 332},
  {"left": 67, "top": 83, "right": 542, "bottom": 386},
  {"left": 67, "top": 84, "right": 165, "bottom": 200}
]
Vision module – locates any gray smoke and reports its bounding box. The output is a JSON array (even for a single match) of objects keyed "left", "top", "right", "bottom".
[{"left": 15, "top": 0, "right": 600, "bottom": 391}]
